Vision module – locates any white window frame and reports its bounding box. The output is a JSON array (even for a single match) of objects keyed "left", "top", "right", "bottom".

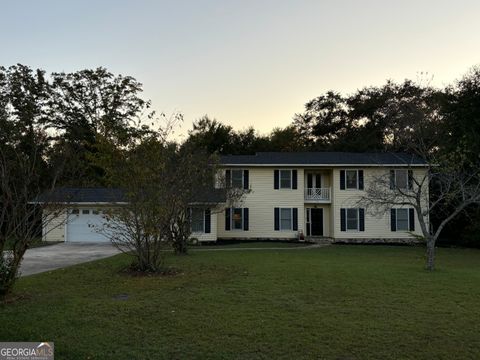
[
  {"left": 345, "top": 170, "right": 359, "bottom": 190},
  {"left": 346, "top": 208, "right": 359, "bottom": 231},
  {"left": 395, "top": 208, "right": 409, "bottom": 231},
  {"left": 279, "top": 170, "right": 293, "bottom": 189},
  {"left": 231, "top": 169, "right": 244, "bottom": 188},
  {"left": 191, "top": 208, "right": 205, "bottom": 233},
  {"left": 280, "top": 208, "right": 293, "bottom": 231},
  {"left": 231, "top": 208, "right": 244, "bottom": 231},
  {"left": 394, "top": 169, "right": 408, "bottom": 190}
]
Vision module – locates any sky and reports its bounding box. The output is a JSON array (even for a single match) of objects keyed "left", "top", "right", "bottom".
[{"left": 1, "top": 0, "right": 479, "bottom": 139}]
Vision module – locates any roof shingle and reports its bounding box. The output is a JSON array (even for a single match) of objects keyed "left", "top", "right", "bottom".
[{"left": 220, "top": 152, "right": 427, "bottom": 166}]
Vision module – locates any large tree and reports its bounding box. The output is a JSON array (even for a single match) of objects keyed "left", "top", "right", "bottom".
[
  {"left": 45, "top": 67, "right": 154, "bottom": 185},
  {"left": 293, "top": 81, "right": 445, "bottom": 152},
  {"left": 0, "top": 65, "right": 64, "bottom": 299}
]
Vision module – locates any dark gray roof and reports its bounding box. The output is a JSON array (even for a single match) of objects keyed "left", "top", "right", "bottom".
[
  {"left": 33, "top": 187, "right": 226, "bottom": 204},
  {"left": 220, "top": 152, "right": 427, "bottom": 166},
  {"left": 32, "top": 188, "right": 126, "bottom": 203},
  {"left": 190, "top": 188, "right": 227, "bottom": 204}
]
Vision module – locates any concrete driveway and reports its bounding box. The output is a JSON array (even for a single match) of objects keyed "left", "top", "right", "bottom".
[{"left": 19, "top": 242, "right": 121, "bottom": 276}]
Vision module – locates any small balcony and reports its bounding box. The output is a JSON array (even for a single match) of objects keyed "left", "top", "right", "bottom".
[{"left": 305, "top": 187, "right": 331, "bottom": 203}]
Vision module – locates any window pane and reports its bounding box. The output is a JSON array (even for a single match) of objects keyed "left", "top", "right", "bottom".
[
  {"left": 70, "top": 209, "right": 79, "bottom": 215},
  {"left": 396, "top": 209, "right": 409, "bottom": 231},
  {"left": 280, "top": 208, "right": 292, "bottom": 230},
  {"left": 82, "top": 209, "right": 90, "bottom": 215},
  {"left": 346, "top": 170, "right": 358, "bottom": 189},
  {"left": 231, "top": 169, "right": 243, "bottom": 188},
  {"left": 280, "top": 170, "right": 292, "bottom": 189},
  {"left": 191, "top": 209, "right": 204, "bottom": 232},
  {"left": 233, "top": 208, "right": 243, "bottom": 230},
  {"left": 346, "top": 208, "right": 358, "bottom": 230},
  {"left": 395, "top": 170, "right": 408, "bottom": 189}
]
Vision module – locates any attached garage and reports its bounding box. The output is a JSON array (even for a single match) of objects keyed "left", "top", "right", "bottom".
[
  {"left": 66, "top": 208, "right": 110, "bottom": 243},
  {"left": 33, "top": 188, "right": 127, "bottom": 243},
  {"left": 34, "top": 187, "right": 224, "bottom": 243}
]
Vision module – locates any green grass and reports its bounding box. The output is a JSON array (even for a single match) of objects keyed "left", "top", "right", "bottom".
[{"left": 2, "top": 245, "right": 480, "bottom": 359}]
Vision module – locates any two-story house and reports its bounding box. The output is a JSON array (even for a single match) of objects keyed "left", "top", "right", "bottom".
[
  {"left": 194, "top": 152, "right": 428, "bottom": 243},
  {"left": 37, "top": 152, "right": 428, "bottom": 244}
]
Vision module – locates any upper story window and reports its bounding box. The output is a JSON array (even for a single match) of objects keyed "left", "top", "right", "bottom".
[
  {"left": 346, "top": 170, "right": 358, "bottom": 189},
  {"left": 274, "top": 169, "right": 297, "bottom": 190},
  {"left": 280, "top": 170, "right": 292, "bottom": 189},
  {"left": 231, "top": 169, "right": 243, "bottom": 188},
  {"left": 340, "top": 170, "right": 364, "bottom": 190},
  {"left": 225, "top": 169, "right": 249, "bottom": 189},
  {"left": 390, "top": 169, "right": 412, "bottom": 190}
]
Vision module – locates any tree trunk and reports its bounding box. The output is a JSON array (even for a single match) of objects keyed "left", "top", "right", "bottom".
[
  {"left": 173, "top": 238, "right": 188, "bottom": 255},
  {"left": 425, "top": 237, "right": 436, "bottom": 271}
]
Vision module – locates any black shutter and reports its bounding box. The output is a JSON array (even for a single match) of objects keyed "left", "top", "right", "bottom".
[
  {"left": 359, "top": 208, "right": 365, "bottom": 231},
  {"left": 225, "top": 208, "right": 231, "bottom": 231},
  {"left": 243, "top": 170, "right": 249, "bottom": 190},
  {"left": 225, "top": 170, "right": 231, "bottom": 187},
  {"left": 307, "top": 173, "right": 313, "bottom": 188},
  {"left": 358, "top": 170, "right": 364, "bottom": 190},
  {"left": 274, "top": 207, "right": 280, "bottom": 230},
  {"left": 409, "top": 208, "right": 415, "bottom": 231},
  {"left": 204, "top": 209, "right": 211, "bottom": 233},
  {"left": 292, "top": 208, "right": 298, "bottom": 231},
  {"left": 292, "top": 170, "right": 297, "bottom": 189},
  {"left": 390, "top": 170, "right": 395, "bottom": 190},
  {"left": 340, "top": 208, "right": 346, "bottom": 231},
  {"left": 408, "top": 170, "right": 413, "bottom": 190},
  {"left": 391, "top": 209, "right": 396, "bottom": 231},
  {"left": 274, "top": 170, "right": 279, "bottom": 189},
  {"left": 243, "top": 208, "right": 249, "bottom": 231},
  {"left": 340, "top": 170, "right": 345, "bottom": 190}
]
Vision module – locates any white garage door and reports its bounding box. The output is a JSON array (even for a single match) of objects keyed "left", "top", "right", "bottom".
[{"left": 67, "top": 208, "right": 110, "bottom": 243}]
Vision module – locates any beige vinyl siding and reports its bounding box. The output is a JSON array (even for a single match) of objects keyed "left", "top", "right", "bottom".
[
  {"left": 43, "top": 209, "right": 67, "bottom": 242},
  {"left": 332, "top": 168, "right": 428, "bottom": 239},
  {"left": 190, "top": 208, "right": 218, "bottom": 242},
  {"left": 217, "top": 167, "right": 304, "bottom": 239}
]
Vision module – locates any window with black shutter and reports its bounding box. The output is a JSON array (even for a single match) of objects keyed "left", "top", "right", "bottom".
[
  {"left": 274, "top": 207, "right": 280, "bottom": 230},
  {"left": 243, "top": 170, "right": 249, "bottom": 190},
  {"left": 204, "top": 209, "right": 211, "bottom": 233},
  {"left": 243, "top": 208, "right": 249, "bottom": 231}
]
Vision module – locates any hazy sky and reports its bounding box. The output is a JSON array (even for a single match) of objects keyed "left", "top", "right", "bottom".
[{"left": 1, "top": 0, "right": 479, "bottom": 138}]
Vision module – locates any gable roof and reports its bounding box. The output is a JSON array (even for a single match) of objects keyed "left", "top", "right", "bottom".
[
  {"left": 220, "top": 152, "right": 427, "bottom": 167},
  {"left": 32, "top": 188, "right": 127, "bottom": 204}
]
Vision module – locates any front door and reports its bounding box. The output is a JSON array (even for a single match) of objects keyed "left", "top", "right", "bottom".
[{"left": 310, "top": 208, "right": 323, "bottom": 236}]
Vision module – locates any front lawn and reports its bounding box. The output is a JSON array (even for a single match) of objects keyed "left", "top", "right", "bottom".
[{"left": 2, "top": 245, "right": 480, "bottom": 359}]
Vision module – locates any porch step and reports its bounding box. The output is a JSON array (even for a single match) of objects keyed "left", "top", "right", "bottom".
[{"left": 305, "top": 236, "right": 333, "bottom": 245}]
